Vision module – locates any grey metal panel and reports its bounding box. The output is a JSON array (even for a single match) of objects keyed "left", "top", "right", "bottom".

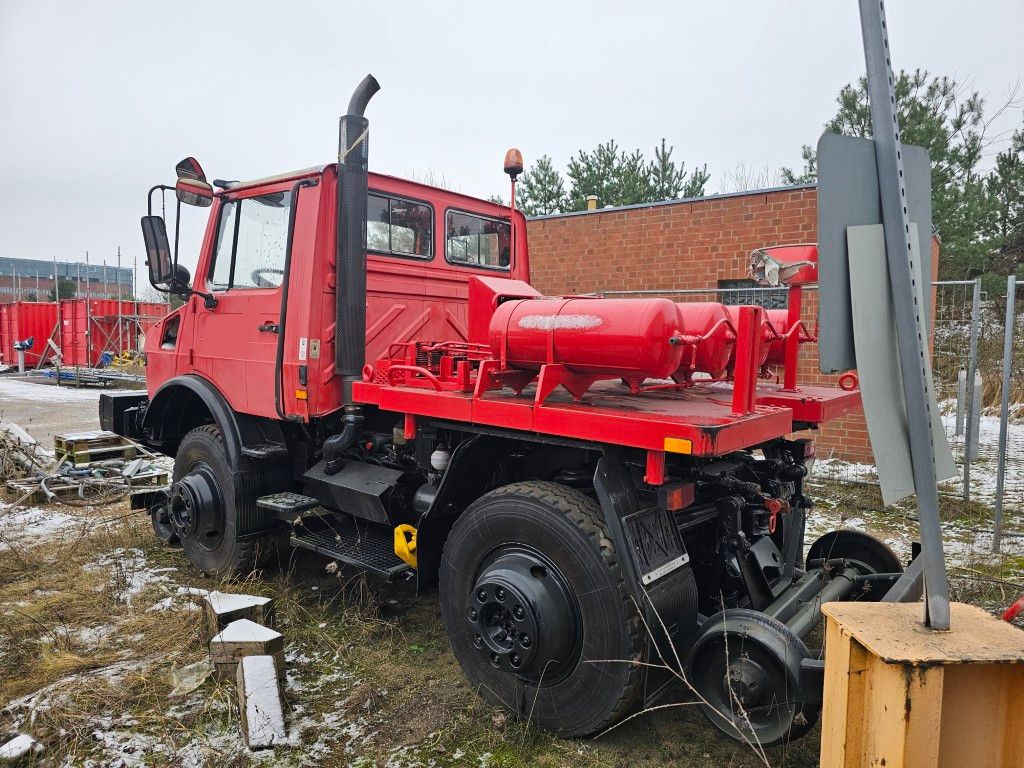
[
  {"left": 303, "top": 459, "right": 405, "bottom": 525},
  {"left": 847, "top": 224, "right": 956, "bottom": 507},
  {"left": 817, "top": 133, "right": 932, "bottom": 373}
]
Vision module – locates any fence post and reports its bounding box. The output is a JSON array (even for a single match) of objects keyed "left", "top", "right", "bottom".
[
  {"left": 962, "top": 277, "right": 982, "bottom": 501},
  {"left": 993, "top": 275, "right": 1016, "bottom": 553}
]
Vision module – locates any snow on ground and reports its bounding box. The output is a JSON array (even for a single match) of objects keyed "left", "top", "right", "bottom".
[
  {"left": 0, "top": 375, "right": 138, "bottom": 403},
  {"left": 85, "top": 547, "right": 179, "bottom": 605},
  {"left": 0, "top": 501, "right": 84, "bottom": 551}
]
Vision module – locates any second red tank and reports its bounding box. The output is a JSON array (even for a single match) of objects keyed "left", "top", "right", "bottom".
[{"left": 488, "top": 297, "right": 684, "bottom": 380}]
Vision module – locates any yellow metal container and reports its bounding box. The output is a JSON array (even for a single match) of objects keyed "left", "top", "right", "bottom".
[{"left": 820, "top": 601, "right": 1024, "bottom": 768}]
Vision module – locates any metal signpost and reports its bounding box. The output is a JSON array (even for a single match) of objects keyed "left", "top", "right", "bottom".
[{"left": 858, "top": 0, "right": 950, "bottom": 629}]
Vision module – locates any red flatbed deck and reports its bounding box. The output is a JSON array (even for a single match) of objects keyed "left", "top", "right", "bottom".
[{"left": 353, "top": 377, "right": 860, "bottom": 458}]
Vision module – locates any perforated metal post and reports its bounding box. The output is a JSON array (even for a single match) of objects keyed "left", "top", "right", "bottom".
[
  {"left": 858, "top": 0, "right": 950, "bottom": 628},
  {"left": 963, "top": 277, "right": 982, "bottom": 498},
  {"left": 993, "top": 275, "right": 1016, "bottom": 553}
]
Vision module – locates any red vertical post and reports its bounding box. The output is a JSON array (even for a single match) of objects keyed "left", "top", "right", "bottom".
[
  {"left": 782, "top": 284, "right": 803, "bottom": 392},
  {"left": 731, "top": 305, "right": 762, "bottom": 416}
]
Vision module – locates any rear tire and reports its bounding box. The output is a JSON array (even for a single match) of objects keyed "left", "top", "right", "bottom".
[
  {"left": 439, "top": 481, "right": 643, "bottom": 737},
  {"left": 171, "top": 425, "right": 269, "bottom": 579}
]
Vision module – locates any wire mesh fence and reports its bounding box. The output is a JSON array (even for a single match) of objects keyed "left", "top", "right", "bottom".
[{"left": 608, "top": 280, "right": 1024, "bottom": 548}]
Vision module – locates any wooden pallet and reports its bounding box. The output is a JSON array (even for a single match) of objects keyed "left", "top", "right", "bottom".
[{"left": 55, "top": 430, "right": 138, "bottom": 467}]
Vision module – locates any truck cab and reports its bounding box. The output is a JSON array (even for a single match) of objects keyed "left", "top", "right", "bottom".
[{"left": 145, "top": 165, "right": 528, "bottom": 422}]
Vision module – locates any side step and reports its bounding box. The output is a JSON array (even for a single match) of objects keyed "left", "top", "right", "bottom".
[
  {"left": 257, "top": 492, "right": 322, "bottom": 523},
  {"left": 290, "top": 516, "right": 413, "bottom": 583}
]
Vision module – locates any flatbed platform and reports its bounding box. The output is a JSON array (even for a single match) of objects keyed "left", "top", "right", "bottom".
[{"left": 353, "top": 376, "right": 859, "bottom": 457}]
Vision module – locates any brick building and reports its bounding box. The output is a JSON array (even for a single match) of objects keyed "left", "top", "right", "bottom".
[{"left": 525, "top": 182, "right": 939, "bottom": 464}]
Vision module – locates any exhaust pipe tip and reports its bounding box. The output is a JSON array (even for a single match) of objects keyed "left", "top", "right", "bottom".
[{"left": 347, "top": 74, "right": 380, "bottom": 117}]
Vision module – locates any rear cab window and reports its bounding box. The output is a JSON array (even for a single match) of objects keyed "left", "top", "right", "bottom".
[
  {"left": 367, "top": 193, "right": 433, "bottom": 258},
  {"left": 445, "top": 210, "right": 511, "bottom": 270}
]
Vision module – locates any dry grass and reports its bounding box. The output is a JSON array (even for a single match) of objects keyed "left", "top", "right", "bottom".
[{"left": 0, "top": 498, "right": 824, "bottom": 767}]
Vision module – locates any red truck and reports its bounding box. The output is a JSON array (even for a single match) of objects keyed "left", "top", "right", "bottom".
[{"left": 102, "top": 75, "right": 901, "bottom": 746}]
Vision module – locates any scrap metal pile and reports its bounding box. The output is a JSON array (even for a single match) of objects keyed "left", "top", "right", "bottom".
[{"left": 0, "top": 423, "right": 168, "bottom": 506}]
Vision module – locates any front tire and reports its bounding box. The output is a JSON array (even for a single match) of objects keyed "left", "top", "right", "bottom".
[
  {"left": 170, "top": 425, "right": 268, "bottom": 579},
  {"left": 439, "top": 481, "right": 643, "bottom": 738}
]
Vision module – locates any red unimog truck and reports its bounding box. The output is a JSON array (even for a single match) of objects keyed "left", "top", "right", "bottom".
[{"left": 102, "top": 75, "right": 903, "bottom": 746}]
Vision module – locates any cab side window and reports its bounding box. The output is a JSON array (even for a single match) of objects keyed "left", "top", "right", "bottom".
[
  {"left": 367, "top": 193, "right": 432, "bottom": 258},
  {"left": 445, "top": 210, "right": 511, "bottom": 270},
  {"left": 207, "top": 192, "right": 292, "bottom": 290}
]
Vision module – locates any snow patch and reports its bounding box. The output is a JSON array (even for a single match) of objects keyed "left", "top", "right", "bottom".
[
  {"left": 0, "top": 377, "right": 139, "bottom": 403},
  {"left": 0, "top": 503, "right": 81, "bottom": 551}
]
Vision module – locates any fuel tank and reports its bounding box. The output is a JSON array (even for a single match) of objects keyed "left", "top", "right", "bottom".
[
  {"left": 488, "top": 297, "right": 683, "bottom": 380},
  {"left": 673, "top": 302, "right": 735, "bottom": 379}
]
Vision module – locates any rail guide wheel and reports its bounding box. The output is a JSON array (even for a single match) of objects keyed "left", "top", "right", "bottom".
[
  {"left": 686, "top": 608, "right": 819, "bottom": 747},
  {"left": 807, "top": 529, "right": 904, "bottom": 601}
]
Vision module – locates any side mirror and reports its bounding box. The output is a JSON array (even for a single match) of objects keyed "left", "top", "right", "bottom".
[
  {"left": 176, "top": 177, "right": 214, "bottom": 208},
  {"left": 175, "top": 156, "right": 207, "bottom": 182},
  {"left": 141, "top": 215, "right": 174, "bottom": 285}
]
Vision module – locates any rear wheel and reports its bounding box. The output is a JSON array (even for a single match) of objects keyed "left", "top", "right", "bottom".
[
  {"left": 439, "top": 481, "right": 643, "bottom": 737},
  {"left": 170, "top": 425, "right": 268, "bottom": 579},
  {"left": 687, "top": 608, "right": 819, "bottom": 747}
]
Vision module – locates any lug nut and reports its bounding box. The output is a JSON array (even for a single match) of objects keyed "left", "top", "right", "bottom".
[
  {"left": 476, "top": 589, "right": 487, "bottom": 602},
  {"left": 513, "top": 605, "right": 525, "bottom": 620},
  {"left": 519, "top": 633, "right": 531, "bottom": 648},
  {"left": 468, "top": 608, "right": 478, "bottom": 621},
  {"left": 474, "top": 634, "right": 483, "bottom": 648},
  {"left": 491, "top": 653, "right": 501, "bottom": 665},
  {"left": 510, "top": 654, "right": 521, "bottom": 667},
  {"left": 495, "top": 587, "right": 506, "bottom": 601}
]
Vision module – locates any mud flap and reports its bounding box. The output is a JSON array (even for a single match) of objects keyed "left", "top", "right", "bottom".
[{"left": 594, "top": 451, "right": 699, "bottom": 707}]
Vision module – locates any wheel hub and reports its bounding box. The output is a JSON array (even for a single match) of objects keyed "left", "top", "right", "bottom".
[
  {"left": 467, "top": 549, "right": 580, "bottom": 683},
  {"left": 169, "top": 463, "right": 224, "bottom": 547}
]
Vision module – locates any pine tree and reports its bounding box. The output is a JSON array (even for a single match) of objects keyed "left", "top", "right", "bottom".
[
  {"left": 649, "top": 138, "right": 710, "bottom": 200},
  {"left": 517, "top": 155, "right": 567, "bottom": 216}
]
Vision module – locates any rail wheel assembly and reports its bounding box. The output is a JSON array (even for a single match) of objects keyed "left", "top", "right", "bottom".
[
  {"left": 687, "top": 608, "right": 819, "bottom": 747},
  {"left": 807, "top": 529, "right": 904, "bottom": 601},
  {"left": 439, "top": 481, "right": 644, "bottom": 737}
]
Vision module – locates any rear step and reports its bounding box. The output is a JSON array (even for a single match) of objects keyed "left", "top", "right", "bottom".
[{"left": 290, "top": 517, "right": 413, "bottom": 583}]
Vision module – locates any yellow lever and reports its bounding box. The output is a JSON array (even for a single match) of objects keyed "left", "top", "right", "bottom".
[{"left": 394, "top": 524, "right": 417, "bottom": 568}]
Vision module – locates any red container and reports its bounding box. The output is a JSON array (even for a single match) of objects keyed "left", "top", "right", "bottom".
[
  {"left": 673, "top": 302, "right": 735, "bottom": 379},
  {"left": 0, "top": 302, "right": 58, "bottom": 366},
  {"left": 58, "top": 299, "right": 169, "bottom": 367},
  {"left": 489, "top": 297, "right": 684, "bottom": 380}
]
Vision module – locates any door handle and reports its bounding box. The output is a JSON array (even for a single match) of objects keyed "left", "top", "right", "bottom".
[{"left": 258, "top": 323, "right": 280, "bottom": 333}]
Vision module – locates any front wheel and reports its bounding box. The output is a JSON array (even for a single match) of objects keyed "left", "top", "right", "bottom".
[
  {"left": 439, "top": 481, "right": 644, "bottom": 737},
  {"left": 170, "top": 425, "right": 270, "bottom": 579}
]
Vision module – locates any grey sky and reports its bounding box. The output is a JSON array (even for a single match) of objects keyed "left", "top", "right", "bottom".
[{"left": 1, "top": 0, "right": 1021, "bottom": 290}]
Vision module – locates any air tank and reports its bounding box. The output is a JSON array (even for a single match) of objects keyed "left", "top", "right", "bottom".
[
  {"left": 673, "top": 302, "right": 735, "bottom": 379},
  {"left": 488, "top": 297, "right": 683, "bottom": 380}
]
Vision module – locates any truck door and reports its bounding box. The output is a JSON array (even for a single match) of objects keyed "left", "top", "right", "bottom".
[{"left": 192, "top": 183, "right": 304, "bottom": 417}]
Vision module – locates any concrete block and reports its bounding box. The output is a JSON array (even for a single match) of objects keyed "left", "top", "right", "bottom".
[
  {"left": 204, "top": 591, "right": 274, "bottom": 640},
  {"left": 236, "top": 655, "right": 286, "bottom": 750},
  {"left": 209, "top": 618, "right": 284, "bottom": 683}
]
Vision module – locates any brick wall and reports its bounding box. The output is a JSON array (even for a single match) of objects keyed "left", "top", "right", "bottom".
[{"left": 525, "top": 184, "right": 925, "bottom": 464}]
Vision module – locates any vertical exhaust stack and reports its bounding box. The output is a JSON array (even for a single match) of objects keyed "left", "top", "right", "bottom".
[{"left": 336, "top": 74, "right": 381, "bottom": 402}]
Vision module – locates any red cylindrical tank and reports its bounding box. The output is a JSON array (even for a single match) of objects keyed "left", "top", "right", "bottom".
[
  {"left": 724, "top": 305, "right": 774, "bottom": 368},
  {"left": 488, "top": 297, "right": 683, "bottom": 380},
  {"left": 673, "top": 302, "right": 735, "bottom": 379}
]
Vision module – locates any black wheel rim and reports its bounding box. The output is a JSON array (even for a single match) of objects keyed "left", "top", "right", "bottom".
[
  {"left": 467, "top": 546, "right": 582, "bottom": 685},
  {"left": 690, "top": 624, "right": 802, "bottom": 746},
  {"left": 169, "top": 461, "right": 225, "bottom": 550}
]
